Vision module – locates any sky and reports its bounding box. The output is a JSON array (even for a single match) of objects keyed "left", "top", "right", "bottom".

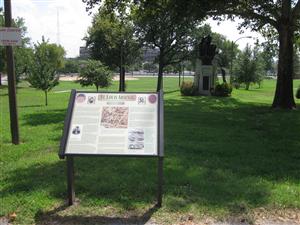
[{"left": 0, "top": 0, "right": 263, "bottom": 58}]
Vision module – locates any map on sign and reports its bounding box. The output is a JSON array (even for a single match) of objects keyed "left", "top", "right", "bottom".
[
  {"left": 0, "top": 27, "right": 22, "bottom": 46},
  {"left": 64, "top": 92, "right": 159, "bottom": 156}
]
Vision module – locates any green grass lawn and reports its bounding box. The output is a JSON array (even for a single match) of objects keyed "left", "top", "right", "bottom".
[{"left": 0, "top": 78, "right": 300, "bottom": 224}]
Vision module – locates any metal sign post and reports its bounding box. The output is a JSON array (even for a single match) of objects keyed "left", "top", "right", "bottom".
[
  {"left": 60, "top": 90, "right": 164, "bottom": 206},
  {"left": 67, "top": 156, "right": 75, "bottom": 205},
  {"left": 3, "top": 0, "right": 20, "bottom": 145}
]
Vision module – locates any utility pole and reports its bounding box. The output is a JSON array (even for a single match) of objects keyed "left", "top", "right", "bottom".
[
  {"left": 56, "top": 8, "right": 60, "bottom": 45},
  {"left": 4, "top": 0, "right": 20, "bottom": 145}
]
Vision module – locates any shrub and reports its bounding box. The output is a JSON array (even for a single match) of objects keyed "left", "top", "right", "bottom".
[
  {"left": 180, "top": 81, "right": 197, "bottom": 96},
  {"left": 296, "top": 86, "right": 300, "bottom": 99},
  {"left": 214, "top": 83, "right": 232, "bottom": 97}
]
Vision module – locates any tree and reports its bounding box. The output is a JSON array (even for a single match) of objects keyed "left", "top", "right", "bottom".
[
  {"left": 132, "top": 0, "right": 200, "bottom": 91},
  {"left": 143, "top": 62, "right": 157, "bottom": 73},
  {"left": 83, "top": 0, "right": 300, "bottom": 107},
  {"left": 184, "top": 0, "right": 300, "bottom": 108},
  {"left": 0, "top": 10, "right": 32, "bottom": 85},
  {"left": 14, "top": 47, "right": 34, "bottom": 84},
  {"left": 259, "top": 42, "right": 277, "bottom": 76},
  {"left": 234, "top": 44, "right": 264, "bottom": 90},
  {"left": 58, "top": 58, "right": 82, "bottom": 74},
  {"left": 27, "top": 38, "right": 65, "bottom": 106},
  {"left": 78, "top": 60, "right": 113, "bottom": 91},
  {"left": 85, "top": 9, "right": 140, "bottom": 92},
  {"left": 13, "top": 17, "right": 33, "bottom": 84}
]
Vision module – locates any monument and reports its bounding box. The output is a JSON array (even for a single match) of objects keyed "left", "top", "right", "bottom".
[{"left": 194, "top": 35, "right": 217, "bottom": 95}]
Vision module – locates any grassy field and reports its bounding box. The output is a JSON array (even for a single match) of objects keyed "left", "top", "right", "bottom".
[{"left": 0, "top": 78, "right": 300, "bottom": 224}]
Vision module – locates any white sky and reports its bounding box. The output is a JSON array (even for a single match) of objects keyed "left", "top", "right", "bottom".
[{"left": 0, "top": 0, "right": 264, "bottom": 58}]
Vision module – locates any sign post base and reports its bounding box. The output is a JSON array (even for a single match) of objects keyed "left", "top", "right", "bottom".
[
  {"left": 157, "top": 157, "right": 163, "bottom": 207},
  {"left": 67, "top": 156, "right": 75, "bottom": 206}
]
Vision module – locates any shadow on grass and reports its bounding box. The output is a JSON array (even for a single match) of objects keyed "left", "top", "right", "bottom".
[
  {"left": 2, "top": 94, "right": 300, "bottom": 223},
  {"left": 22, "top": 109, "right": 67, "bottom": 126},
  {"left": 19, "top": 104, "right": 44, "bottom": 108},
  {"left": 35, "top": 203, "right": 159, "bottom": 225}
]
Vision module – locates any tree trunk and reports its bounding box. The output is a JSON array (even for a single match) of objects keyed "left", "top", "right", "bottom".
[
  {"left": 272, "top": 23, "right": 296, "bottom": 109},
  {"left": 156, "top": 62, "right": 164, "bottom": 92},
  {"left": 119, "top": 66, "right": 125, "bottom": 92},
  {"left": 45, "top": 90, "right": 48, "bottom": 106},
  {"left": 96, "top": 84, "right": 99, "bottom": 92},
  {"left": 0, "top": 73, "right": 2, "bottom": 86},
  {"left": 246, "top": 82, "right": 250, "bottom": 90},
  {"left": 221, "top": 68, "right": 227, "bottom": 83},
  {"left": 179, "top": 69, "right": 181, "bottom": 87}
]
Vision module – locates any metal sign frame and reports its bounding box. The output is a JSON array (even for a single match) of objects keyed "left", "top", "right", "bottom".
[{"left": 58, "top": 89, "right": 164, "bottom": 206}]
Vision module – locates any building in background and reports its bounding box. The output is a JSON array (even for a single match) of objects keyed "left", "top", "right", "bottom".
[{"left": 79, "top": 47, "right": 91, "bottom": 59}]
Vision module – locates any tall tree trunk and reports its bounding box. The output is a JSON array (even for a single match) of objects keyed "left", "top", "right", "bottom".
[
  {"left": 178, "top": 69, "right": 181, "bottom": 87},
  {"left": 272, "top": 23, "right": 296, "bottom": 109},
  {"left": 157, "top": 62, "right": 164, "bottom": 92},
  {"left": 246, "top": 82, "right": 250, "bottom": 90},
  {"left": 0, "top": 73, "right": 2, "bottom": 86},
  {"left": 157, "top": 50, "right": 165, "bottom": 92},
  {"left": 45, "top": 90, "right": 48, "bottom": 106},
  {"left": 96, "top": 84, "right": 99, "bottom": 92},
  {"left": 119, "top": 66, "right": 125, "bottom": 92},
  {"left": 221, "top": 68, "right": 227, "bottom": 83}
]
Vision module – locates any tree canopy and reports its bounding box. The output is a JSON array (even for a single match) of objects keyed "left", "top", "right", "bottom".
[
  {"left": 82, "top": 0, "right": 300, "bottom": 108},
  {"left": 78, "top": 60, "right": 113, "bottom": 91},
  {"left": 188, "top": 0, "right": 300, "bottom": 108},
  {"left": 27, "top": 38, "right": 65, "bottom": 106},
  {"left": 85, "top": 9, "right": 140, "bottom": 91},
  {"left": 132, "top": 0, "right": 200, "bottom": 91}
]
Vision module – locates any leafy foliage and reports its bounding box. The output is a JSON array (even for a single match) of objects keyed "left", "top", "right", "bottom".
[
  {"left": 58, "top": 59, "right": 86, "bottom": 74},
  {"left": 191, "top": 24, "right": 239, "bottom": 70},
  {"left": 85, "top": 9, "right": 140, "bottom": 91},
  {"left": 180, "top": 81, "right": 197, "bottom": 96},
  {"left": 294, "top": 49, "right": 300, "bottom": 79},
  {"left": 233, "top": 44, "right": 264, "bottom": 90},
  {"left": 296, "top": 86, "right": 300, "bottom": 99},
  {"left": 143, "top": 62, "right": 157, "bottom": 73},
  {"left": 132, "top": 0, "right": 201, "bottom": 91},
  {"left": 14, "top": 47, "right": 34, "bottom": 83},
  {"left": 213, "top": 82, "right": 233, "bottom": 97},
  {"left": 0, "top": 10, "right": 32, "bottom": 84},
  {"left": 78, "top": 60, "right": 113, "bottom": 91},
  {"left": 27, "top": 38, "right": 65, "bottom": 105},
  {"left": 296, "top": 86, "right": 300, "bottom": 98}
]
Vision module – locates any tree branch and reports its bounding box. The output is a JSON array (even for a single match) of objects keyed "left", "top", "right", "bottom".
[
  {"left": 292, "top": 0, "right": 300, "bottom": 23},
  {"left": 208, "top": 8, "right": 278, "bottom": 29}
]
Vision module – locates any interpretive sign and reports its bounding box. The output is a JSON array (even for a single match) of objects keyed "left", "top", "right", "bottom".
[
  {"left": 59, "top": 90, "right": 164, "bottom": 206},
  {"left": 0, "top": 27, "right": 22, "bottom": 46},
  {"left": 59, "top": 90, "right": 163, "bottom": 157}
]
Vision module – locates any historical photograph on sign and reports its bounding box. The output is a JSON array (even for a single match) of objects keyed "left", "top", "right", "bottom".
[
  {"left": 87, "top": 96, "right": 96, "bottom": 104},
  {"left": 128, "top": 129, "right": 144, "bottom": 150},
  {"left": 70, "top": 124, "right": 83, "bottom": 140},
  {"left": 76, "top": 93, "right": 86, "bottom": 103},
  {"left": 100, "top": 106, "right": 129, "bottom": 128}
]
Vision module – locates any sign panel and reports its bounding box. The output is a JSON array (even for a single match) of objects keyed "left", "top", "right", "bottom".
[
  {"left": 0, "top": 27, "right": 22, "bottom": 46},
  {"left": 62, "top": 91, "right": 160, "bottom": 156}
]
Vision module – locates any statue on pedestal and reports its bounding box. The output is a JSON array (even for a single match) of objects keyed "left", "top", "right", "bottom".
[
  {"left": 194, "top": 35, "right": 218, "bottom": 95},
  {"left": 198, "top": 35, "right": 217, "bottom": 65}
]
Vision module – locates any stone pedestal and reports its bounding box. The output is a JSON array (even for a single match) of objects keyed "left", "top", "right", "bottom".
[{"left": 194, "top": 59, "right": 216, "bottom": 95}]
